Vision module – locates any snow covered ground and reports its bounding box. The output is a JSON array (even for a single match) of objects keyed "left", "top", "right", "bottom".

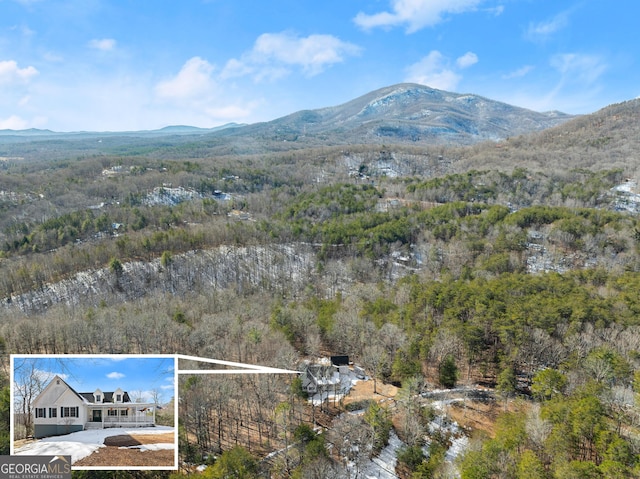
[
  {"left": 359, "top": 431, "right": 403, "bottom": 479},
  {"left": 610, "top": 179, "right": 640, "bottom": 212},
  {"left": 13, "top": 426, "right": 175, "bottom": 464},
  {"left": 428, "top": 398, "right": 470, "bottom": 471}
]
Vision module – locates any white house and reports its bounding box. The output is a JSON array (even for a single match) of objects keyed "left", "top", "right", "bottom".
[
  {"left": 32, "top": 375, "right": 157, "bottom": 439},
  {"left": 301, "top": 362, "right": 342, "bottom": 395}
]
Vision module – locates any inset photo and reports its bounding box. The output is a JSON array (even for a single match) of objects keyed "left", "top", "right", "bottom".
[{"left": 10, "top": 354, "right": 177, "bottom": 470}]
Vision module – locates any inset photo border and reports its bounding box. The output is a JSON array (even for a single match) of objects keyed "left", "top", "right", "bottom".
[{"left": 10, "top": 354, "right": 178, "bottom": 471}]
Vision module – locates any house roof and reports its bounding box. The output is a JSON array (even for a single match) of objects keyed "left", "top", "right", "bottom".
[
  {"left": 39, "top": 375, "right": 132, "bottom": 404},
  {"left": 78, "top": 391, "right": 131, "bottom": 403}
]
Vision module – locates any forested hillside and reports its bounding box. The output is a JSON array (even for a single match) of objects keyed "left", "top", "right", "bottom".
[{"left": 1, "top": 98, "right": 640, "bottom": 478}]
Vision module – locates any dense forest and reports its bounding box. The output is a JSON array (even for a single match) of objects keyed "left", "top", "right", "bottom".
[{"left": 1, "top": 99, "right": 640, "bottom": 478}]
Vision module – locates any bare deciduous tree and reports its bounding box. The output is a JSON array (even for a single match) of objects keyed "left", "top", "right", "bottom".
[
  {"left": 13, "top": 359, "right": 54, "bottom": 439},
  {"left": 327, "top": 414, "right": 375, "bottom": 479}
]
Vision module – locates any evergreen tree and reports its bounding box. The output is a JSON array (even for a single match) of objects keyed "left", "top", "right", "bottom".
[{"left": 438, "top": 354, "right": 458, "bottom": 388}]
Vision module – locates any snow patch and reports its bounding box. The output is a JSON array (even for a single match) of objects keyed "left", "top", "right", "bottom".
[
  {"left": 13, "top": 426, "right": 174, "bottom": 464},
  {"left": 611, "top": 179, "right": 640, "bottom": 212},
  {"left": 359, "top": 431, "right": 402, "bottom": 479}
]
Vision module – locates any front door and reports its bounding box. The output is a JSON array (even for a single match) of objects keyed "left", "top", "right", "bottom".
[{"left": 92, "top": 409, "right": 102, "bottom": 422}]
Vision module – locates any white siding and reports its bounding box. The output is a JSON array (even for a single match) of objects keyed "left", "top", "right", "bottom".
[{"left": 33, "top": 379, "right": 86, "bottom": 427}]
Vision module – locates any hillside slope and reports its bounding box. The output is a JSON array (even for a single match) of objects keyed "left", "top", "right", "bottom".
[{"left": 456, "top": 98, "right": 640, "bottom": 173}]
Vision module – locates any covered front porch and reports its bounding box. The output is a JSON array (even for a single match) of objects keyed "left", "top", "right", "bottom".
[{"left": 86, "top": 403, "right": 156, "bottom": 429}]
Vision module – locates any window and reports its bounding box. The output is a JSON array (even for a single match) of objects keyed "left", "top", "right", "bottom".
[
  {"left": 120, "top": 409, "right": 128, "bottom": 416},
  {"left": 35, "top": 408, "right": 46, "bottom": 418},
  {"left": 108, "top": 409, "right": 118, "bottom": 416},
  {"left": 61, "top": 407, "right": 78, "bottom": 418},
  {"left": 49, "top": 408, "right": 57, "bottom": 418},
  {"left": 116, "top": 394, "right": 122, "bottom": 402},
  {"left": 95, "top": 395, "right": 101, "bottom": 402}
]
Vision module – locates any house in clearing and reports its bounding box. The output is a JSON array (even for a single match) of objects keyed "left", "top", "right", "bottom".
[
  {"left": 300, "top": 356, "right": 357, "bottom": 396},
  {"left": 32, "top": 375, "right": 157, "bottom": 439},
  {"left": 301, "top": 362, "right": 341, "bottom": 395}
]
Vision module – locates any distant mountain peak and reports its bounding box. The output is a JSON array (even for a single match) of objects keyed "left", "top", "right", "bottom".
[{"left": 255, "top": 82, "right": 574, "bottom": 145}]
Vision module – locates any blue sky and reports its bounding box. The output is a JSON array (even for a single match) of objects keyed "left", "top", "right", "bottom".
[
  {"left": 1, "top": 0, "right": 638, "bottom": 131},
  {"left": 14, "top": 356, "right": 176, "bottom": 403}
]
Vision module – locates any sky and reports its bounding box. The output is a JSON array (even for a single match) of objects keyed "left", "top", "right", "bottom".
[
  {"left": 1, "top": 0, "right": 638, "bottom": 132},
  {"left": 13, "top": 356, "right": 176, "bottom": 404}
]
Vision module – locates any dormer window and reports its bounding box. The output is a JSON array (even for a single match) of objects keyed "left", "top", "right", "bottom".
[
  {"left": 114, "top": 387, "right": 124, "bottom": 403},
  {"left": 95, "top": 395, "right": 101, "bottom": 402}
]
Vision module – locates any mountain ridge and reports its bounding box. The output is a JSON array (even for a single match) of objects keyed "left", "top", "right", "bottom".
[
  {"left": 0, "top": 83, "right": 572, "bottom": 146},
  {"left": 0, "top": 122, "right": 243, "bottom": 141},
  {"left": 214, "top": 83, "right": 574, "bottom": 145}
]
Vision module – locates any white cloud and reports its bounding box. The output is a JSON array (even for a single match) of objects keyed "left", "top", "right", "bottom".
[
  {"left": 205, "top": 103, "right": 256, "bottom": 119},
  {"left": 551, "top": 53, "right": 607, "bottom": 85},
  {"left": 0, "top": 115, "right": 29, "bottom": 129},
  {"left": 161, "top": 376, "right": 175, "bottom": 391},
  {"left": 221, "top": 58, "right": 252, "bottom": 78},
  {"left": 354, "top": 0, "right": 484, "bottom": 33},
  {"left": 405, "top": 50, "right": 462, "bottom": 91},
  {"left": 106, "top": 371, "right": 125, "bottom": 379},
  {"left": 3, "top": 55, "right": 259, "bottom": 132},
  {"left": 88, "top": 38, "right": 116, "bottom": 51},
  {"left": 155, "top": 57, "right": 216, "bottom": 100},
  {"left": 526, "top": 11, "right": 570, "bottom": 42},
  {"left": 10, "top": 24, "right": 36, "bottom": 37},
  {"left": 456, "top": 51, "right": 478, "bottom": 69},
  {"left": 0, "top": 60, "right": 39, "bottom": 84},
  {"left": 34, "top": 74, "right": 148, "bottom": 131},
  {"left": 502, "top": 65, "right": 534, "bottom": 79},
  {"left": 222, "top": 32, "right": 361, "bottom": 80},
  {"left": 3, "top": 114, "right": 48, "bottom": 129},
  {"left": 43, "top": 52, "right": 64, "bottom": 63},
  {"left": 497, "top": 54, "right": 607, "bottom": 114},
  {"left": 256, "top": 32, "right": 361, "bottom": 75},
  {"left": 152, "top": 58, "right": 262, "bottom": 125}
]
